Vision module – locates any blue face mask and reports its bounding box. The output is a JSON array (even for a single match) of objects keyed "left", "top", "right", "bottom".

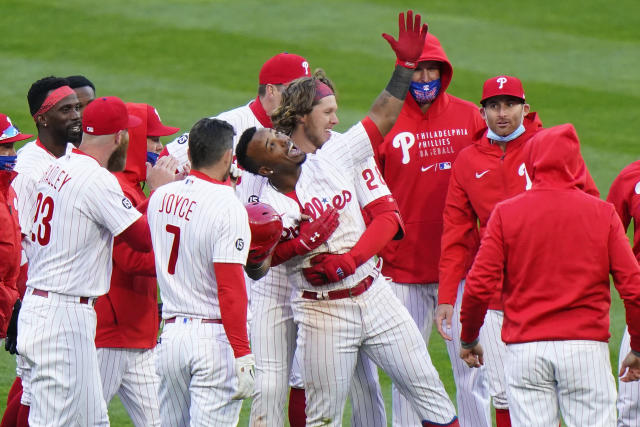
[
  {"left": 409, "top": 78, "right": 441, "bottom": 105},
  {"left": 486, "top": 123, "right": 526, "bottom": 143},
  {"left": 0, "top": 155, "right": 17, "bottom": 171},
  {"left": 147, "top": 152, "right": 159, "bottom": 166}
]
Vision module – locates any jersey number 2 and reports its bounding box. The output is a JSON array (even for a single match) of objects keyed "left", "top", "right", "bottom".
[
  {"left": 32, "top": 192, "right": 54, "bottom": 246},
  {"left": 165, "top": 224, "right": 181, "bottom": 275}
]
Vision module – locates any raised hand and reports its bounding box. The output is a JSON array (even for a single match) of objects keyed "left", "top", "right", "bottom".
[{"left": 381, "top": 10, "right": 429, "bottom": 69}]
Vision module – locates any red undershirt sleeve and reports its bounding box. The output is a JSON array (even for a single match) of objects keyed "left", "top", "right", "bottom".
[
  {"left": 214, "top": 262, "right": 251, "bottom": 358},
  {"left": 118, "top": 215, "right": 152, "bottom": 253},
  {"left": 350, "top": 210, "right": 399, "bottom": 266}
]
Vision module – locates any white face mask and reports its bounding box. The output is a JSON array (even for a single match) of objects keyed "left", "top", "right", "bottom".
[{"left": 487, "top": 123, "right": 525, "bottom": 143}]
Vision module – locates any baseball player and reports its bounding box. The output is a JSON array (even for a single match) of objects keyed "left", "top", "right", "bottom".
[
  {"left": 437, "top": 75, "right": 600, "bottom": 426},
  {"left": 606, "top": 161, "right": 640, "bottom": 426},
  {"left": 235, "top": 11, "right": 460, "bottom": 426},
  {"left": 66, "top": 75, "right": 97, "bottom": 119},
  {"left": 148, "top": 117, "right": 255, "bottom": 426},
  {"left": 238, "top": 70, "right": 392, "bottom": 427},
  {"left": 160, "top": 52, "right": 311, "bottom": 171},
  {"left": 94, "top": 102, "right": 180, "bottom": 427},
  {"left": 0, "top": 114, "right": 32, "bottom": 427},
  {"left": 372, "top": 32, "right": 487, "bottom": 427},
  {"left": 459, "top": 123, "right": 640, "bottom": 427},
  {"left": 8, "top": 76, "right": 83, "bottom": 426},
  {"left": 16, "top": 95, "right": 152, "bottom": 426}
]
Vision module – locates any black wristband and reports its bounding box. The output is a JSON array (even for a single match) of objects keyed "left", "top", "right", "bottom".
[
  {"left": 632, "top": 349, "right": 640, "bottom": 358},
  {"left": 385, "top": 65, "right": 414, "bottom": 100},
  {"left": 460, "top": 338, "right": 479, "bottom": 350}
]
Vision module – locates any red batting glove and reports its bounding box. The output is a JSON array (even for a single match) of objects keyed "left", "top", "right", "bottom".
[
  {"left": 292, "top": 207, "right": 340, "bottom": 255},
  {"left": 303, "top": 253, "right": 357, "bottom": 286},
  {"left": 381, "top": 10, "right": 428, "bottom": 69}
]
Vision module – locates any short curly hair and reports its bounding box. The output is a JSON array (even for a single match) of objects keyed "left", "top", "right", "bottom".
[{"left": 271, "top": 69, "right": 336, "bottom": 136}]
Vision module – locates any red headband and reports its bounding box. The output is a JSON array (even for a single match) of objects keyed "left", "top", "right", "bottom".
[
  {"left": 33, "top": 85, "right": 75, "bottom": 120},
  {"left": 314, "top": 80, "right": 334, "bottom": 102}
]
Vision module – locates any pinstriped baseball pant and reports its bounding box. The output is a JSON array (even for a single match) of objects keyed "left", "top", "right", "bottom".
[
  {"left": 97, "top": 347, "right": 161, "bottom": 427},
  {"left": 292, "top": 277, "right": 457, "bottom": 427},
  {"left": 17, "top": 291, "right": 109, "bottom": 427},
  {"left": 617, "top": 327, "right": 640, "bottom": 427},
  {"left": 156, "top": 320, "right": 242, "bottom": 427},
  {"left": 505, "top": 340, "right": 616, "bottom": 427}
]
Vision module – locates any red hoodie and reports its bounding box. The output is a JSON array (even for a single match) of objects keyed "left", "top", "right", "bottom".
[
  {"left": 460, "top": 124, "right": 640, "bottom": 351},
  {"left": 439, "top": 113, "right": 600, "bottom": 309},
  {"left": 95, "top": 103, "right": 158, "bottom": 349},
  {"left": 0, "top": 170, "right": 21, "bottom": 337},
  {"left": 375, "top": 33, "right": 485, "bottom": 284},
  {"left": 607, "top": 161, "right": 640, "bottom": 261}
]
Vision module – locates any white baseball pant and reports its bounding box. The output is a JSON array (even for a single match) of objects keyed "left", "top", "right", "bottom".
[
  {"left": 505, "top": 340, "right": 616, "bottom": 427},
  {"left": 289, "top": 344, "right": 387, "bottom": 427},
  {"left": 617, "top": 327, "right": 639, "bottom": 427},
  {"left": 479, "top": 309, "right": 509, "bottom": 410},
  {"left": 156, "top": 318, "right": 242, "bottom": 427},
  {"left": 250, "top": 290, "right": 387, "bottom": 427},
  {"left": 249, "top": 293, "right": 297, "bottom": 426},
  {"left": 97, "top": 347, "right": 161, "bottom": 427},
  {"left": 17, "top": 289, "right": 109, "bottom": 427},
  {"left": 441, "top": 280, "right": 492, "bottom": 427},
  {"left": 15, "top": 355, "right": 32, "bottom": 406},
  {"left": 293, "top": 276, "right": 457, "bottom": 427}
]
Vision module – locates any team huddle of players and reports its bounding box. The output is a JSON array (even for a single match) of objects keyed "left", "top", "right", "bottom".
[{"left": 1, "top": 9, "right": 640, "bottom": 427}]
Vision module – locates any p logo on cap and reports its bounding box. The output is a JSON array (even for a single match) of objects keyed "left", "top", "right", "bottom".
[
  {"left": 259, "top": 53, "right": 311, "bottom": 85},
  {"left": 481, "top": 75, "right": 525, "bottom": 104}
]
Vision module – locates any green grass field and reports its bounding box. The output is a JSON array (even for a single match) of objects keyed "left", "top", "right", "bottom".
[{"left": 2, "top": 0, "right": 639, "bottom": 425}]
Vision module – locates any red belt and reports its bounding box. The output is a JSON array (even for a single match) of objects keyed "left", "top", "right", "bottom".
[
  {"left": 32, "top": 288, "right": 94, "bottom": 306},
  {"left": 165, "top": 317, "right": 222, "bottom": 324},
  {"left": 301, "top": 276, "right": 374, "bottom": 301}
]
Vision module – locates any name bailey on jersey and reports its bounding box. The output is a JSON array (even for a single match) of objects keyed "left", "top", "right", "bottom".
[{"left": 39, "top": 163, "right": 72, "bottom": 192}]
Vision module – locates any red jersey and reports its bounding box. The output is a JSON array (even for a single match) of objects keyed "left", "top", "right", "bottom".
[
  {"left": 607, "top": 160, "right": 640, "bottom": 260},
  {"left": 460, "top": 124, "right": 640, "bottom": 351},
  {"left": 375, "top": 33, "right": 485, "bottom": 284},
  {"left": 0, "top": 170, "right": 21, "bottom": 337},
  {"left": 95, "top": 103, "right": 158, "bottom": 349}
]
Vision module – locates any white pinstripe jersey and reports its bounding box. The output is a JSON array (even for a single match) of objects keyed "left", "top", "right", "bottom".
[
  {"left": 148, "top": 173, "right": 250, "bottom": 319},
  {"left": 12, "top": 140, "right": 74, "bottom": 246},
  {"left": 165, "top": 101, "right": 261, "bottom": 171},
  {"left": 292, "top": 122, "right": 379, "bottom": 291},
  {"left": 26, "top": 149, "right": 142, "bottom": 296},
  {"left": 243, "top": 124, "right": 385, "bottom": 294}
]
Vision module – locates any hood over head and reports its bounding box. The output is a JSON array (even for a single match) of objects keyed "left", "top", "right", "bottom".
[
  {"left": 123, "top": 103, "right": 149, "bottom": 183},
  {"left": 524, "top": 123, "right": 590, "bottom": 191},
  {"left": 418, "top": 33, "right": 453, "bottom": 93}
]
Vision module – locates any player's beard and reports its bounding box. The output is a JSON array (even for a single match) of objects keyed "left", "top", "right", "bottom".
[{"left": 107, "top": 135, "right": 129, "bottom": 172}]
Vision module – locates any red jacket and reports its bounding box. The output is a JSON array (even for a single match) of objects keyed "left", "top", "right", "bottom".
[
  {"left": 439, "top": 113, "right": 600, "bottom": 308},
  {"left": 95, "top": 103, "right": 158, "bottom": 349},
  {"left": 375, "top": 33, "right": 485, "bottom": 284},
  {"left": 0, "top": 170, "right": 21, "bottom": 337},
  {"left": 607, "top": 161, "right": 640, "bottom": 260},
  {"left": 460, "top": 124, "right": 640, "bottom": 351}
]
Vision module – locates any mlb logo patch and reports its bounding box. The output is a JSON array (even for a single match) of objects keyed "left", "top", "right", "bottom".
[{"left": 438, "top": 162, "right": 451, "bottom": 170}]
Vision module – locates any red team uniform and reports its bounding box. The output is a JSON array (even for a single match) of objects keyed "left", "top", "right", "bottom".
[
  {"left": 460, "top": 124, "right": 640, "bottom": 426},
  {"left": 374, "top": 33, "right": 486, "bottom": 426},
  {"left": 607, "top": 160, "right": 640, "bottom": 426}
]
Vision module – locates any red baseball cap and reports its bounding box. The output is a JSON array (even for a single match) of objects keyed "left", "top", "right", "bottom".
[
  {"left": 481, "top": 75, "right": 526, "bottom": 104},
  {"left": 145, "top": 104, "right": 180, "bottom": 137},
  {"left": 259, "top": 53, "right": 311, "bottom": 85},
  {"left": 0, "top": 114, "right": 33, "bottom": 144},
  {"left": 83, "top": 96, "right": 142, "bottom": 136}
]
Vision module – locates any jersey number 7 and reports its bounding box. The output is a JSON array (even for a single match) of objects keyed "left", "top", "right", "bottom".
[{"left": 165, "top": 224, "right": 181, "bottom": 274}]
